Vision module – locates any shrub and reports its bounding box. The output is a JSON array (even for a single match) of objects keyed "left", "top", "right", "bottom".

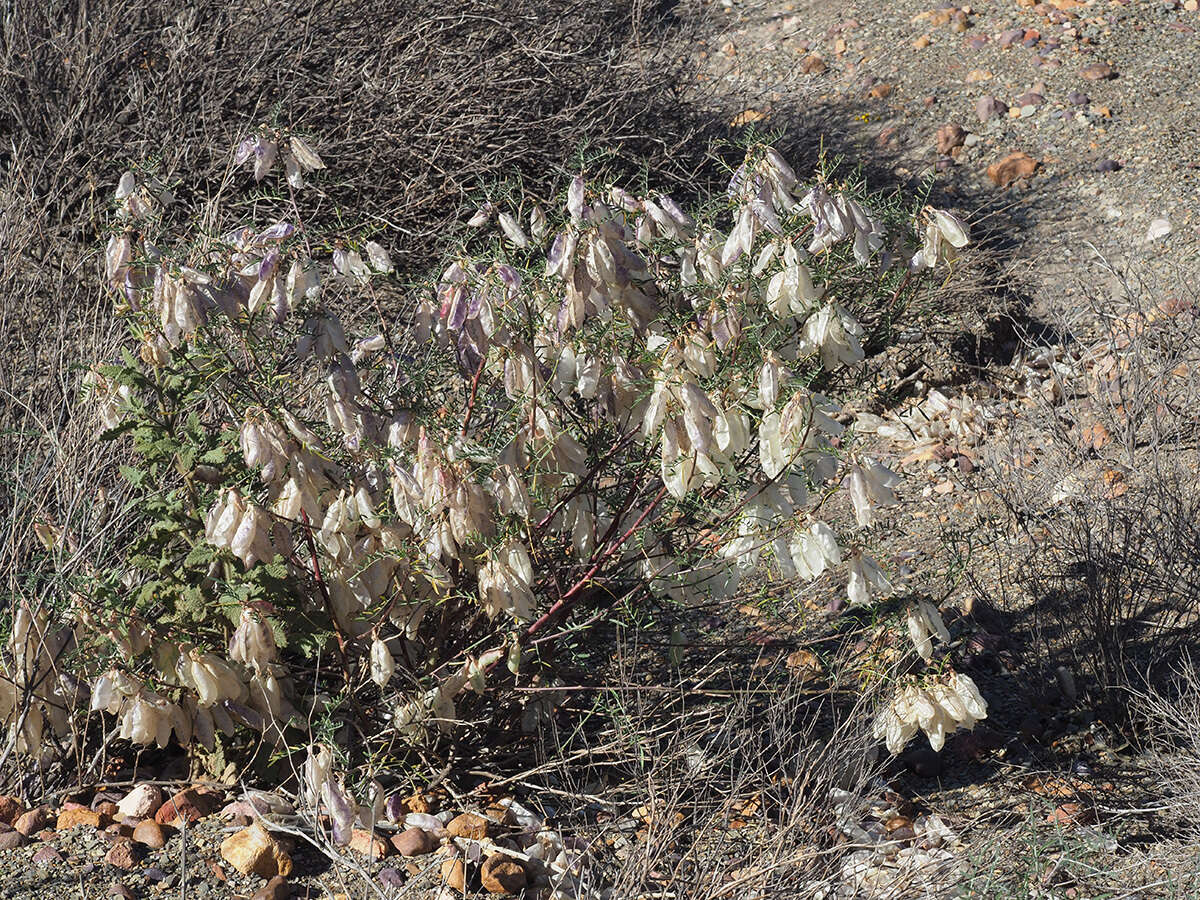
[{"left": 10, "top": 128, "right": 983, "bottom": 841}]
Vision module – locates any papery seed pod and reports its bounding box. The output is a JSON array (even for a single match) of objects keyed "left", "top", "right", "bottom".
[
  {"left": 289, "top": 136, "right": 325, "bottom": 172},
  {"left": 229, "top": 608, "right": 277, "bottom": 673},
  {"left": 370, "top": 638, "right": 395, "bottom": 688},
  {"left": 365, "top": 241, "right": 394, "bottom": 274},
  {"left": 253, "top": 138, "right": 278, "bottom": 181},
  {"left": 498, "top": 212, "right": 528, "bottom": 249},
  {"left": 529, "top": 205, "right": 547, "bottom": 242},
  {"left": 567, "top": 176, "right": 586, "bottom": 222}
]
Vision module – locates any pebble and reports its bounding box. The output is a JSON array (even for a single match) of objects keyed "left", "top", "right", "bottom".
[
  {"left": 1146, "top": 218, "right": 1172, "bottom": 242},
  {"left": 108, "top": 884, "right": 134, "bottom": 900},
  {"left": 14, "top": 808, "right": 51, "bottom": 837},
  {"left": 132, "top": 819, "right": 168, "bottom": 849},
  {"left": 1095, "top": 159, "right": 1121, "bottom": 173},
  {"left": 391, "top": 826, "right": 439, "bottom": 857},
  {"left": 0, "top": 797, "right": 23, "bottom": 826},
  {"left": 0, "top": 830, "right": 29, "bottom": 850},
  {"left": 251, "top": 875, "right": 293, "bottom": 900},
  {"left": 445, "top": 812, "right": 491, "bottom": 840},
  {"left": 999, "top": 27, "right": 1024, "bottom": 47},
  {"left": 117, "top": 785, "right": 162, "bottom": 820},
  {"left": 1080, "top": 62, "right": 1115, "bottom": 80},
  {"left": 156, "top": 787, "right": 220, "bottom": 826},
  {"left": 935, "top": 123, "right": 967, "bottom": 154},
  {"left": 32, "top": 845, "right": 63, "bottom": 866},
  {"left": 348, "top": 827, "right": 391, "bottom": 860},
  {"left": 143, "top": 866, "right": 167, "bottom": 882},
  {"left": 481, "top": 853, "right": 528, "bottom": 894},
  {"left": 440, "top": 856, "right": 466, "bottom": 893},
  {"left": 1015, "top": 91, "right": 1044, "bottom": 107},
  {"left": 220, "top": 823, "right": 293, "bottom": 878},
  {"left": 104, "top": 837, "right": 145, "bottom": 870},
  {"left": 57, "top": 807, "right": 103, "bottom": 830},
  {"left": 976, "top": 95, "right": 1008, "bottom": 122},
  {"left": 379, "top": 867, "right": 406, "bottom": 889},
  {"left": 987, "top": 150, "right": 1039, "bottom": 188},
  {"left": 1068, "top": 91, "right": 1090, "bottom": 106}
]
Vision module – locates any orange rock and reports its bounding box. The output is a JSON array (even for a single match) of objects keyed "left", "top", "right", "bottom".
[
  {"left": 481, "top": 853, "right": 527, "bottom": 894},
  {"left": 55, "top": 808, "right": 102, "bottom": 830},
  {"left": 441, "top": 856, "right": 466, "bottom": 893},
  {"left": 987, "top": 151, "right": 1039, "bottom": 188},
  {"left": 348, "top": 827, "right": 391, "bottom": 860},
  {"left": 155, "top": 787, "right": 219, "bottom": 825},
  {"left": 445, "top": 812, "right": 491, "bottom": 840}
]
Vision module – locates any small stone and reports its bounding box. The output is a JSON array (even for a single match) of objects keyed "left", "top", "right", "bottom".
[
  {"left": 976, "top": 95, "right": 1008, "bottom": 122},
  {"left": 0, "top": 797, "right": 24, "bottom": 825},
  {"left": 1015, "top": 91, "right": 1044, "bottom": 107},
  {"left": 1146, "top": 218, "right": 1172, "bottom": 242},
  {"left": 481, "top": 853, "right": 527, "bottom": 894},
  {"left": 987, "top": 151, "right": 1039, "bottom": 188},
  {"left": 440, "top": 856, "right": 466, "bottom": 893},
  {"left": 143, "top": 867, "right": 167, "bottom": 883},
  {"left": 230, "top": 813, "right": 252, "bottom": 828},
  {"left": 348, "top": 828, "right": 390, "bottom": 860},
  {"left": 1020, "top": 104, "right": 1036, "bottom": 118},
  {"left": 14, "top": 807, "right": 51, "bottom": 836},
  {"left": 445, "top": 813, "right": 491, "bottom": 841},
  {"left": 132, "top": 819, "right": 168, "bottom": 850},
  {"left": 220, "top": 823, "right": 293, "bottom": 878},
  {"left": 1094, "top": 159, "right": 1121, "bottom": 173},
  {"left": 108, "top": 885, "right": 134, "bottom": 900},
  {"left": 1068, "top": 91, "right": 1089, "bottom": 106},
  {"left": 94, "top": 801, "right": 119, "bottom": 821},
  {"left": 868, "top": 82, "right": 893, "bottom": 100},
  {"left": 0, "top": 831, "right": 28, "bottom": 850},
  {"left": 875, "top": 125, "right": 903, "bottom": 149},
  {"left": 935, "top": 123, "right": 966, "bottom": 154},
  {"left": 913, "top": 34, "right": 931, "bottom": 49},
  {"left": 966, "top": 35, "right": 988, "bottom": 50},
  {"left": 251, "top": 875, "right": 293, "bottom": 900},
  {"left": 999, "top": 27, "right": 1023, "bottom": 47},
  {"left": 117, "top": 785, "right": 162, "bottom": 820},
  {"left": 56, "top": 808, "right": 103, "bottom": 831},
  {"left": 104, "top": 838, "right": 144, "bottom": 870},
  {"left": 799, "top": 54, "right": 827, "bottom": 75},
  {"left": 155, "top": 788, "right": 219, "bottom": 826},
  {"left": 1047, "top": 802, "right": 1095, "bottom": 825},
  {"left": 379, "top": 868, "right": 406, "bottom": 889},
  {"left": 965, "top": 68, "right": 993, "bottom": 83},
  {"left": 1080, "top": 62, "right": 1115, "bottom": 80},
  {"left": 391, "top": 827, "right": 438, "bottom": 857},
  {"left": 32, "top": 845, "right": 62, "bottom": 866}
]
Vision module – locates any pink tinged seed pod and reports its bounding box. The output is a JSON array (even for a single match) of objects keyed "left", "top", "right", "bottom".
[
  {"left": 252, "top": 138, "right": 278, "bottom": 181},
  {"left": 234, "top": 137, "right": 256, "bottom": 166},
  {"left": 566, "top": 175, "right": 587, "bottom": 223}
]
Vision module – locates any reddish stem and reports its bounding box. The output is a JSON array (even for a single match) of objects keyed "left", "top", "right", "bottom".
[{"left": 524, "top": 485, "right": 668, "bottom": 638}]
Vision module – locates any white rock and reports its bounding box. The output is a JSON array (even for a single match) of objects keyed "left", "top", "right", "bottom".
[
  {"left": 1146, "top": 218, "right": 1172, "bottom": 242},
  {"left": 116, "top": 784, "right": 162, "bottom": 820}
]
